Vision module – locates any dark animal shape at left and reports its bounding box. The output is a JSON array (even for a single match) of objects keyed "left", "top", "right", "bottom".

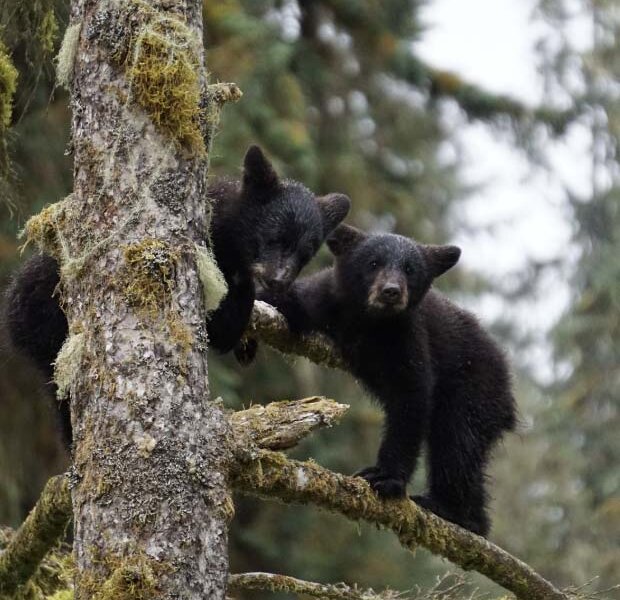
[{"left": 3, "top": 145, "right": 351, "bottom": 447}]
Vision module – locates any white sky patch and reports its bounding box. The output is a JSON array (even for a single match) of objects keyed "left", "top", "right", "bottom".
[
  {"left": 415, "top": 0, "right": 593, "bottom": 383},
  {"left": 417, "top": 0, "right": 544, "bottom": 104}
]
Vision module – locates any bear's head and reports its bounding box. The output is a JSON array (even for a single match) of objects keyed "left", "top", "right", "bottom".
[
  {"left": 327, "top": 224, "right": 461, "bottom": 317},
  {"left": 240, "top": 145, "right": 350, "bottom": 292}
]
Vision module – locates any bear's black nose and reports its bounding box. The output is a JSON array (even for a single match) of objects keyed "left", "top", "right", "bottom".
[{"left": 380, "top": 283, "right": 401, "bottom": 303}]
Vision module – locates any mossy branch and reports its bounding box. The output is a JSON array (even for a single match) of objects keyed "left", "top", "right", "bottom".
[
  {"left": 228, "top": 572, "right": 405, "bottom": 599},
  {"left": 247, "top": 300, "right": 345, "bottom": 369},
  {"left": 231, "top": 450, "right": 571, "bottom": 600},
  {"left": 0, "top": 475, "right": 71, "bottom": 597}
]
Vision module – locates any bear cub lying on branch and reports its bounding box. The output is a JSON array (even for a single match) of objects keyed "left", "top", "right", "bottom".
[
  {"left": 4, "top": 145, "right": 350, "bottom": 445},
  {"left": 260, "top": 225, "right": 517, "bottom": 536}
]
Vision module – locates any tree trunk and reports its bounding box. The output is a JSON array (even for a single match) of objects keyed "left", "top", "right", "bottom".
[{"left": 38, "top": 0, "right": 232, "bottom": 597}]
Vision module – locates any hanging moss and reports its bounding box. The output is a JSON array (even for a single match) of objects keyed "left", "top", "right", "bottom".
[
  {"left": 36, "top": 9, "right": 59, "bottom": 58},
  {"left": 195, "top": 244, "right": 228, "bottom": 314},
  {"left": 85, "top": 1, "right": 243, "bottom": 156},
  {"left": 56, "top": 22, "right": 82, "bottom": 90},
  {"left": 90, "top": 0, "right": 207, "bottom": 155},
  {"left": 0, "top": 0, "right": 60, "bottom": 65},
  {"left": 21, "top": 202, "right": 65, "bottom": 258}
]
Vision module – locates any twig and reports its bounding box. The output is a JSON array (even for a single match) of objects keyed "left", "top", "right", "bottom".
[{"left": 228, "top": 572, "right": 406, "bottom": 599}]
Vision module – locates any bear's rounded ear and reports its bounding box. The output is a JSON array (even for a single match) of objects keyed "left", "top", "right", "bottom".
[
  {"left": 316, "top": 193, "right": 351, "bottom": 235},
  {"left": 423, "top": 244, "right": 461, "bottom": 278},
  {"left": 327, "top": 224, "right": 367, "bottom": 256},
  {"left": 242, "top": 145, "right": 280, "bottom": 201}
]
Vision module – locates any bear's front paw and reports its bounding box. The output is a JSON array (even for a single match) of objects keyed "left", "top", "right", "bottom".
[
  {"left": 411, "top": 494, "right": 435, "bottom": 511},
  {"left": 234, "top": 337, "right": 258, "bottom": 366},
  {"left": 355, "top": 466, "right": 407, "bottom": 498}
]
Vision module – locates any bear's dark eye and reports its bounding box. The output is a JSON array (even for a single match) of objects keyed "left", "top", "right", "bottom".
[
  {"left": 404, "top": 264, "right": 413, "bottom": 275},
  {"left": 369, "top": 260, "right": 378, "bottom": 269}
]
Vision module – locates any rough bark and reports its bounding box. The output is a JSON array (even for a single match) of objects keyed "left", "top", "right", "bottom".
[{"left": 28, "top": 0, "right": 233, "bottom": 597}]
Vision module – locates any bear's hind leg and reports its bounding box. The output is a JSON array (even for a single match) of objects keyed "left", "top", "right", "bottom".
[{"left": 416, "top": 411, "right": 493, "bottom": 536}]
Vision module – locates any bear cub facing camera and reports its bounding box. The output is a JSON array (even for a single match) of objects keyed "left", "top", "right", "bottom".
[
  {"left": 4, "top": 145, "right": 350, "bottom": 446},
  {"left": 260, "top": 225, "right": 517, "bottom": 536}
]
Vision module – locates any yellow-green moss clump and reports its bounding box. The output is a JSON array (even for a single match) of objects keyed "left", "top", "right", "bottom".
[
  {"left": 125, "top": 11, "right": 204, "bottom": 155},
  {"left": 21, "top": 203, "right": 65, "bottom": 258},
  {"left": 79, "top": 551, "right": 167, "bottom": 600},
  {"left": 121, "top": 238, "right": 178, "bottom": 318},
  {"left": 0, "top": 41, "right": 18, "bottom": 177},
  {"left": 0, "top": 43, "right": 18, "bottom": 129},
  {"left": 48, "top": 590, "right": 74, "bottom": 600},
  {"left": 37, "top": 8, "right": 59, "bottom": 57},
  {"left": 195, "top": 244, "right": 228, "bottom": 314}
]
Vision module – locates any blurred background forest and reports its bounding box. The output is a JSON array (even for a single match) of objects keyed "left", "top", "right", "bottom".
[{"left": 0, "top": 0, "right": 618, "bottom": 598}]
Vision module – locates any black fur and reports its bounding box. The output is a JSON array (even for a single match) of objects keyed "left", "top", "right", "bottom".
[
  {"left": 3, "top": 145, "right": 350, "bottom": 446},
  {"left": 207, "top": 146, "right": 350, "bottom": 353},
  {"left": 259, "top": 225, "right": 516, "bottom": 536}
]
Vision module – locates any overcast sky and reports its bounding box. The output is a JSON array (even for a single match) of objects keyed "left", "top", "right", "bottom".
[{"left": 416, "top": 0, "right": 593, "bottom": 381}]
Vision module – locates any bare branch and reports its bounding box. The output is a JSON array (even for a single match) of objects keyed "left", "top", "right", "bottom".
[
  {"left": 206, "top": 82, "right": 243, "bottom": 107},
  {"left": 0, "top": 475, "right": 71, "bottom": 596},
  {"left": 228, "top": 572, "right": 406, "bottom": 599},
  {"left": 231, "top": 450, "right": 571, "bottom": 600},
  {"left": 230, "top": 396, "right": 349, "bottom": 451}
]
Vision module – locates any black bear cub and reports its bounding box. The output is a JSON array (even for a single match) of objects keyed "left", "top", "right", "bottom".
[
  {"left": 260, "top": 225, "right": 516, "bottom": 536},
  {"left": 4, "top": 145, "right": 350, "bottom": 445}
]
